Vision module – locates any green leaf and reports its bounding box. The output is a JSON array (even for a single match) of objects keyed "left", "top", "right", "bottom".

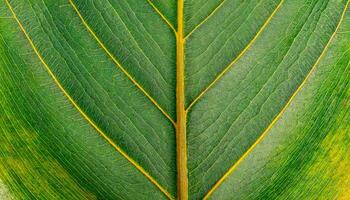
[{"left": 0, "top": 0, "right": 349, "bottom": 199}]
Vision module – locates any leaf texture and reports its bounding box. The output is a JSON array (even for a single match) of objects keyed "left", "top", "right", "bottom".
[{"left": 0, "top": 0, "right": 350, "bottom": 199}]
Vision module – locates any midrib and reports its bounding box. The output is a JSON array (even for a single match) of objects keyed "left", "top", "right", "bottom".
[{"left": 175, "top": 0, "right": 188, "bottom": 199}]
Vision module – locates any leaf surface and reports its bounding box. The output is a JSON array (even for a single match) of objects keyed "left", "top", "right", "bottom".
[{"left": 0, "top": 0, "right": 349, "bottom": 199}]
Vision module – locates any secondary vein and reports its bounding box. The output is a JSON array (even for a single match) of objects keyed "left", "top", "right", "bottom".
[
  {"left": 69, "top": 0, "right": 176, "bottom": 127},
  {"left": 186, "top": 0, "right": 284, "bottom": 112},
  {"left": 145, "top": 0, "right": 177, "bottom": 34},
  {"left": 184, "top": 0, "right": 226, "bottom": 40},
  {"left": 202, "top": 1, "right": 349, "bottom": 198},
  {"left": 4, "top": 1, "right": 174, "bottom": 199}
]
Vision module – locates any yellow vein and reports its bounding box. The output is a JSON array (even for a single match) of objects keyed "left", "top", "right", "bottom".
[
  {"left": 203, "top": 2, "right": 349, "bottom": 199},
  {"left": 4, "top": 1, "right": 174, "bottom": 199},
  {"left": 176, "top": 0, "right": 188, "bottom": 199},
  {"left": 184, "top": 0, "right": 226, "bottom": 40},
  {"left": 68, "top": 0, "right": 176, "bottom": 127},
  {"left": 145, "top": 0, "right": 177, "bottom": 34},
  {"left": 186, "top": 0, "right": 284, "bottom": 112}
]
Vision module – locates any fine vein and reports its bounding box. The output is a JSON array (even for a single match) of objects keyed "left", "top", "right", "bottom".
[
  {"left": 4, "top": 1, "right": 174, "bottom": 199},
  {"left": 186, "top": 0, "right": 284, "bottom": 112},
  {"left": 69, "top": 0, "right": 176, "bottom": 127},
  {"left": 203, "top": 1, "right": 349, "bottom": 198}
]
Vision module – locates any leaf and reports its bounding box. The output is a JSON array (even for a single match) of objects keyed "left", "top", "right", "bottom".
[{"left": 0, "top": 0, "right": 350, "bottom": 199}]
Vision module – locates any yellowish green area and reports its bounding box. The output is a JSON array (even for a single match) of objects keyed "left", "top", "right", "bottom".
[{"left": 0, "top": 111, "right": 96, "bottom": 200}]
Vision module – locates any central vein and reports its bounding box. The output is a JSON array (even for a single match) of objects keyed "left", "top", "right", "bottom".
[{"left": 176, "top": 0, "right": 188, "bottom": 199}]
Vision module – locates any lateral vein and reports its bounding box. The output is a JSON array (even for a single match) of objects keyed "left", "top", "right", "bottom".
[
  {"left": 69, "top": 0, "right": 176, "bottom": 127},
  {"left": 4, "top": 1, "right": 174, "bottom": 199},
  {"left": 202, "top": 1, "right": 349, "bottom": 199},
  {"left": 184, "top": 0, "right": 226, "bottom": 40},
  {"left": 145, "top": 0, "right": 177, "bottom": 34},
  {"left": 186, "top": 0, "right": 284, "bottom": 112}
]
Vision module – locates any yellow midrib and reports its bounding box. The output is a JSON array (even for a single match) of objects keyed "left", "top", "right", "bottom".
[
  {"left": 175, "top": 0, "right": 188, "bottom": 199},
  {"left": 7, "top": 0, "right": 345, "bottom": 199}
]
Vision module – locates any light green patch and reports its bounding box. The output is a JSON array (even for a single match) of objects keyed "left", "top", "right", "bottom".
[{"left": 0, "top": 179, "right": 12, "bottom": 200}]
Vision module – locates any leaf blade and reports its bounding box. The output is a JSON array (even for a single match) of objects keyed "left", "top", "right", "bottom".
[
  {"left": 187, "top": 0, "right": 349, "bottom": 198},
  {"left": 208, "top": 5, "right": 350, "bottom": 199},
  {"left": 1, "top": 0, "right": 176, "bottom": 198},
  {"left": 203, "top": 2, "right": 350, "bottom": 198}
]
